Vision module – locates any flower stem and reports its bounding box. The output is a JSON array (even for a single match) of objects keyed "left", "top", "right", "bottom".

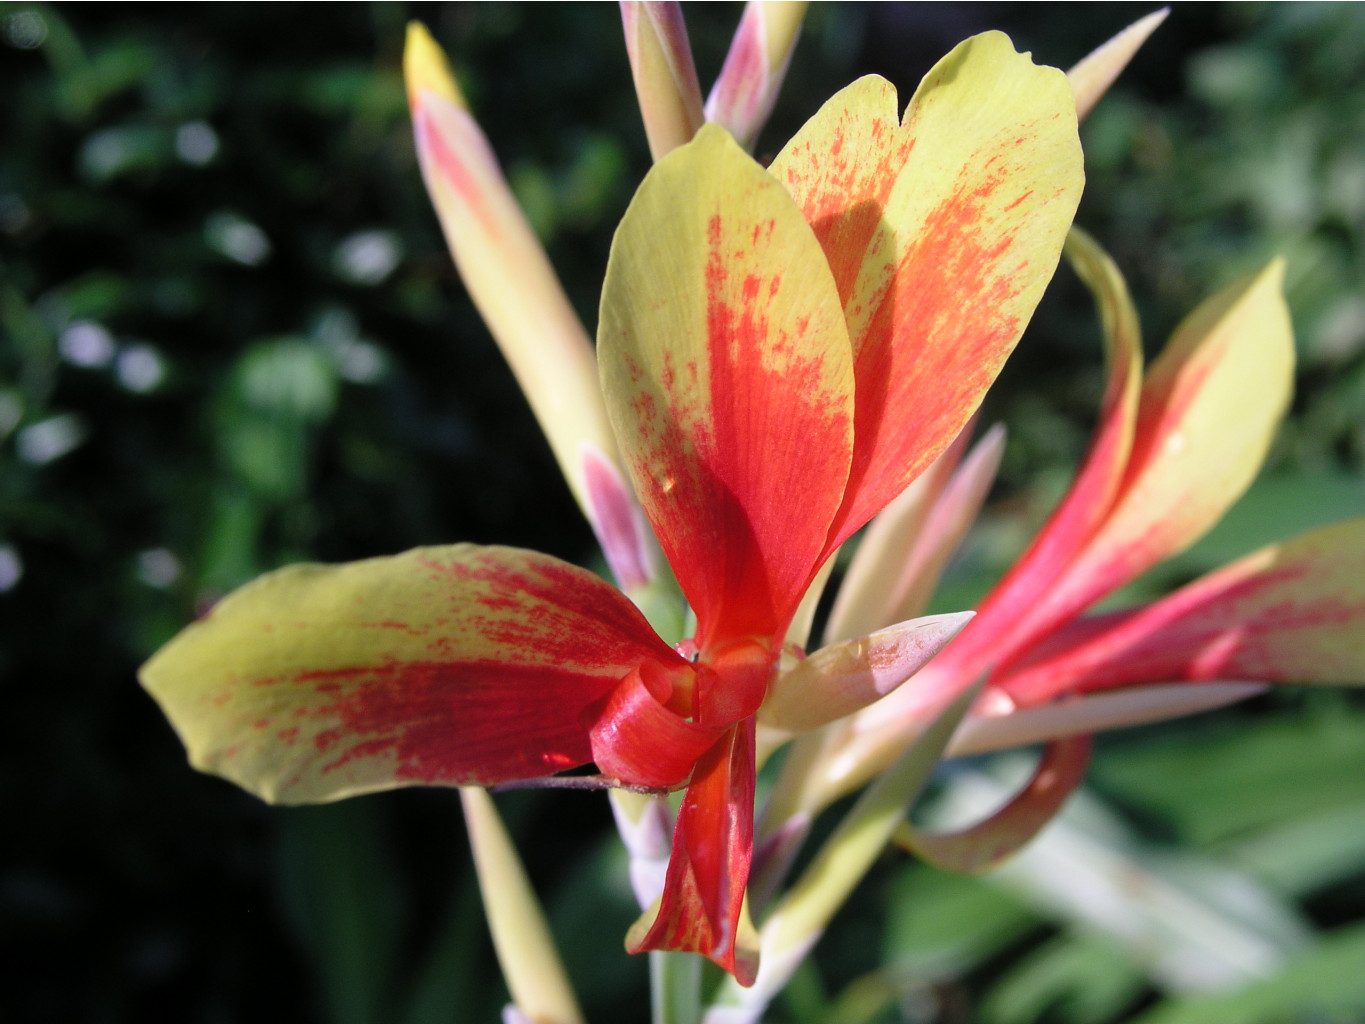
[{"left": 651, "top": 950, "right": 703, "bottom": 1024}]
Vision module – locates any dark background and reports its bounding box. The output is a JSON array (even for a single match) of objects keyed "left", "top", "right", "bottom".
[{"left": 4, "top": 4, "right": 1365, "bottom": 1022}]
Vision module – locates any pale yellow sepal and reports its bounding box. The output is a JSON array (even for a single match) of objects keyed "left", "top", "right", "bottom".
[
  {"left": 461, "top": 788, "right": 586, "bottom": 1024},
  {"left": 411, "top": 84, "right": 623, "bottom": 521},
  {"left": 760, "top": 612, "right": 974, "bottom": 741},
  {"left": 947, "top": 682, "right": 1267, "bottom": 757},
  {"left": 404, "top": 22, "right": 465, "bottom": 109},
  {"left": 1067, "top": 9, "right": 1168, "bottom": 121},
  {"left": 621, "top": 2, "right": 706, "bottom": 161}
]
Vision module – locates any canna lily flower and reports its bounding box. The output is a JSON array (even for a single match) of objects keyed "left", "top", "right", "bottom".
[
  {"left": 140, "top": 32, "right": 1083, "bottom": 982},
  {"left": 767, "top": 228, "right": 1365, "bottom": 866}
]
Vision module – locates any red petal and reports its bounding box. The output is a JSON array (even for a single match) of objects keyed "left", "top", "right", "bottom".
[
  {"left": 627, "top": 721, "right": 760, "bottom": 985},
  {"left": 947, "top": 230, "right": 1143, "bottom": 678},
  {"left": 588, "top": 661, "right": 724, "bottom": 789}
]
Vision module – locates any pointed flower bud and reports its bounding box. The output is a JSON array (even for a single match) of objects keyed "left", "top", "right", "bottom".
[
  {"left": 706, "top": 1, "right": 809, "bottom": 151},
  {"left": 620, "top": 2, "right": 706, "bottom": 160}
]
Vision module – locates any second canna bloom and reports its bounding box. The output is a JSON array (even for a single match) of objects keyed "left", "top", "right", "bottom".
[{"left": 140, "top": 32, "right": 1083, "bottom": 981}]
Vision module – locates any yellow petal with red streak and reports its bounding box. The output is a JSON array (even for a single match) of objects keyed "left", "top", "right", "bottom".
[
  {"left": 999, "top": 259, "right": 1293, "bottom": 660},
  {"left": 139, "top": 545, "right": 684, "bottom": 804},
  {"left": 599, "top": 124, "right": 854, "bottom": 651},
  {"left": 770, "top": 34, "right": 1084, "bottom": 551}
]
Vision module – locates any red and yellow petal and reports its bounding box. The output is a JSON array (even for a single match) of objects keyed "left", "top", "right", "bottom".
[
  {"left": 771, "top": 34, "right": 1084, "bottom": 552},
  {"left": 599, "top": 124, "right": 854, "bottom": 651},
  {"left": 996, "top": 259, "right": 1294, "bottom": 669},
  {"left": 951, "top": 229, "right": 1144, "bottom": 677},
  {"left": 998, "top": 518, "right": 1365, "bottom": 704},
  {"left": 139, "top": 545, "right": 687, "bottom": 803}
]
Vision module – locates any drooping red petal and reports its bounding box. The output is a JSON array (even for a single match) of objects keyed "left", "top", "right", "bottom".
[
  {"left": 896, "top": 735, "right": 1091, "bottom": 873},
  {"left": 997, "top": 518, "right": 1365, "bottom": 704},
  {"left": 139, "top": 545, "right": 688, "bottom": 803},
  {"left": 769, "top": 35, "right": 1084, "bottom": 554},
  {"left": 599, "top": 124, "right": 854, "bottom": 651},
  {"left": 627, "top": 720, "right": 760, "bottom": 985}
]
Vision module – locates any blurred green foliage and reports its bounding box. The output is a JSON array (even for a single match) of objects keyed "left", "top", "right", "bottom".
[{"left": 3, "top": 4, "right": 1364, "bottom": 1023}]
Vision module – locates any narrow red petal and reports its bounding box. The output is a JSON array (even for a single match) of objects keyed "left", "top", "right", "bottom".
[
  {"left": 628, "top": 721, "right": 759, "bottom": 985},
  {"left": 997, "top": 518, "right": 1365, "bottom": 704},
  {"left": 945, "top": 230, "right": 1143, "bottom": 678}
]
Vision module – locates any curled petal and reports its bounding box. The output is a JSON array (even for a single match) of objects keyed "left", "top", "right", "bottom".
[
  {"left": 770, "top": 35, "right": 1084, "bottom": 552},
  {"left": 599, "top": 125, "right": 854, "bottom": 650},
  {"left": 1000, "top": 518, "right": 1365, "bottom": 704},
  {"left": 628, "top": 722, "right": 760, "bottom": 985},
  {"left": 139, "top": 545, "right": 683, "bottom": 803},
  {"left": 760, "top": 612, "right": 974, "bottom": 740},
  {"left": 896, "top": 735, "right": 1091, "bottom": 873},
  {"left": 589, "top": 661, "right": 723, "bottom": 789}
]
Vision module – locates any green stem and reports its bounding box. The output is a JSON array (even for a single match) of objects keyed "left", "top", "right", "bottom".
[{"left": 651, "top": 950, "right": 703, "bottom": 1024}]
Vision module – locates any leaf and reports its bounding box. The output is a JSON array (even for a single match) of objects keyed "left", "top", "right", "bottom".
[{"left": 1129, "top": 924, "right": 1365, "bottom": 1024}]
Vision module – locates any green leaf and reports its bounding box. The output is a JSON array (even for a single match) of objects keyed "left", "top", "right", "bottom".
[{"left": 1130, "top": 924, "right": 1365, "bottom": 1024}]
